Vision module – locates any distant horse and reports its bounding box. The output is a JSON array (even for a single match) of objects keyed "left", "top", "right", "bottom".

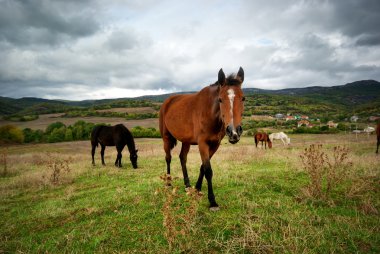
[
  {"left": 269, "top": 132, "right": 290, "bottom": 146},
  {"left": 91, "top": 124, "right": 138, "bottom": 168},
  {"left": 254, "top": 132, "right": 272, "bottom": 149},
  {"left": 376, "top": 122, "right": 380, "bottom": 154},
  {"left": 159, "top": 67, "right": 245, "bottom": 210}
]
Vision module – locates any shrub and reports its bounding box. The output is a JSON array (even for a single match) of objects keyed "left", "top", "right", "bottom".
[
  {"left": 48, "top": 127, "right": 66, "bottom": 143},
  {"left": 131, "top": 126, "right": 161, "bottom": 138},
  {"left": 45, "top": 122, "right": 66, "bottom": 135},
  {"left": 299, "top": 144, "right": 352, "bottom": 200},
  {"left": 0, "top": 125, "right": 24, "bottom": 143}
]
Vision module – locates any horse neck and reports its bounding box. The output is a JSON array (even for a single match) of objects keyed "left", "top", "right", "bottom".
[
  {"left": 201, "top": 85, "right": 224, "bottom": 126},
  {"left": 124, "top": 130, "right": 136, "bottom": 154}
]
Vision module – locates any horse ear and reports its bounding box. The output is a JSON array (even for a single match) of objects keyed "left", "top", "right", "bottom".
[
  {"left": 218, "top": 68, "right": 226, "bottom": 86},
  {"left": 237, "top": 67, "right": 244, "bottom": 82}
]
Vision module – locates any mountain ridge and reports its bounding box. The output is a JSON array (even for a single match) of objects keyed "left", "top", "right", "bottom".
[{"left": 1, "top": 80, "right": 379, "bottom": 116}]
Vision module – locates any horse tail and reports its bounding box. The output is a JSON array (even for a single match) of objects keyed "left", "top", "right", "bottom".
[
  {"left": 91, "top": 125, "right": 103, "bottom": 147},
  {"left": 159, "top": 100, "right": 178, "bottom": 151},
  {"left": 168, "top": 134, "right": 177, "bottom": 150}
]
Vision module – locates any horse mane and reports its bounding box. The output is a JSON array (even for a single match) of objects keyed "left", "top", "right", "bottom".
[
  {"left": 210, "top": 73, "right": 243, "bottom": 87},
  {"left": 226, "top": 73, "right": 243, "bottom": 86},
  {"left": 116, "top": 124, "right": 137, "bottom": 153}
]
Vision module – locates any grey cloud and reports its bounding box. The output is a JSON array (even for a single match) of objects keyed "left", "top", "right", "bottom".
[
  {"left": 329, "top": 0, "right": 380, "bottom": 38},
  {"left": 356, "top": 34, "right": 380, "bottom": 46},
  {"left": 0, "top": 0, "right": 380, "bottom": 99},
  {"left": 0, "top": 0, "right": 100, "bottom": 46}
]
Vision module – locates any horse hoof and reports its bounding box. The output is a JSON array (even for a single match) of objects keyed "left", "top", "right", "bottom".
[{"left": 209, "top": 206, "right": 220, "bottom": 212}]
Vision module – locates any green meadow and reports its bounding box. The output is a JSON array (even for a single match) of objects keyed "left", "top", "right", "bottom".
[{"left": 0, "top": 134, "right": 379, "bottom": 253}]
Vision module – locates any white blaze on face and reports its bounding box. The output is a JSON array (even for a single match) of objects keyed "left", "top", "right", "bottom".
[{"left": 227, "top": 88, "right": 237, "bottom": 135}]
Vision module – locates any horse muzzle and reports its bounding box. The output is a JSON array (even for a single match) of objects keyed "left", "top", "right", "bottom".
[{"left": 226, "top": 125, "right": 242, "bottom": 144}]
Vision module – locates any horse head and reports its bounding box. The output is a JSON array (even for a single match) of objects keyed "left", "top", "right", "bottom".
[
  {"left": 217, "top": 67, "right": 245, "bottom": 144},
  {"left": 130, "top": 149, "right": 138, "bottom": 169}
]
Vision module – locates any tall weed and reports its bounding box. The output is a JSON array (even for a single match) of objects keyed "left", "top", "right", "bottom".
[{"left": 157, "top": 174, "right": 202, "bottom": 251}]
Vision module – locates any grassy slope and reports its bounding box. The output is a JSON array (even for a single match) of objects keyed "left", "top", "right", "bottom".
[{"left": 0, "top": 135, "right": 379, "bottom": 253}]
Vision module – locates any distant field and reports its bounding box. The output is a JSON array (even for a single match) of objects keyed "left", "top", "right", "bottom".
[
  {"left": 0, "top": 134, "right": 379, "bottom": 253},
  {"left": 0, "top": 113, "right": 159, "bottom": 130},
  {"left": 96, "top": 107, "right": 157, "bottom": 114}
]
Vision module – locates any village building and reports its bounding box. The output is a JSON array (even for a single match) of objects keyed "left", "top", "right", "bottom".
[
  {"left": 350, "top": 115, "right": 359, "bottom": 122},
  {"left": 297, "top": 119, "right": 311, "bottom": 127},
  {"left": 327, "top": 121, "right": 338, "bottom": 128},
  {"left": 286, "top": 115, "right": 295, "bottom": 121},
  {"left": 275, "top": 113, "right": 285, "bottom": 119}
]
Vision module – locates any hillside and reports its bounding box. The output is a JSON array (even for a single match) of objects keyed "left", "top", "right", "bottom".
[{"left": 1, "top": 80, "right": 379, "bottom": 119}]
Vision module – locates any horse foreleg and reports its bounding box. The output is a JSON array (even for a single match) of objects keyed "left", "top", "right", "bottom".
[
  {"left": 376, "top": 138, "right": 380, "bottom": 154},
  {"left": 179, "top": 143, "right": 191, "bottom": 188},
  {"left": 195, "top": 142, "right": 219, "bottom": 192},
  {"left": 281, "top": 138, "right": 286, "bottom": 146},
  {"left": 198, "top": 142, "right": 219, "bottom": 210},
  {"left": 115, "top": 145, "right": 124, "bottom": 168},
  {"left": 100, "top": 145, "right": 106, "bottom": 165},
  {"left": 195, "top": 165, "right": 205, "bottom": 191}
]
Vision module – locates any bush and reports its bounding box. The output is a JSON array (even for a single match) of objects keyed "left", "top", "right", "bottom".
[
  {"left": 22, "top": 128, "right": 45, "bottom": 143},
  {"left": 48, "top": 127, "right": 66, "bottom": 143},
  {"left": 299, "top": 145, "right": 352, "bottom": 200},
  {"left": 0, "top": 125, "right": 24, "bottom": 143},
  {"left": 131, "top": 126, "right": 161, "bottom": 138},
  {"left": 45, "top": 122, "right": 66, "bottom": 135}
]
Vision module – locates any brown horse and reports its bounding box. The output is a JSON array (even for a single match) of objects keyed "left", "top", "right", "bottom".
[
  {"left": 159, "top": 67, "right": 245, "bottom": 210},
  {"left": 376, "top": 122, "right": 380, "bottom": 154},
  {"left": 254, "top": 132, "right": 272, "bottom": 149}
]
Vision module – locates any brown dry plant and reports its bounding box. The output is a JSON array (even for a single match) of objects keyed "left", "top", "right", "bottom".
[
  {"left": 157, "top": 174, "right": 203, "bottom": 251},
  {"left": 299, "top": 144, "right": 353, "bottom": 200},
  {"left": 1, "top": 148, "right": 8, "bottom": 177},
  {"left": 43, "top": 153, "right": 72, "bottom": 185}
]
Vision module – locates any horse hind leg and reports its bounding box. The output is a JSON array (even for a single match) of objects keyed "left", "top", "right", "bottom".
[
  {"left": 163, "top": 132, "right": 177, "bottom": 174},
  {"left": 91, "top": 145, "right": 96, "bottom": 165},
  {"left": 376, "top": 138, "right": 380, "bottom": 154},
  {"left": 179, "top": 143, "right": 191, "bottom": 188},
  {"left": 100, "top": 145, "right": 106, "bottom": 165}
]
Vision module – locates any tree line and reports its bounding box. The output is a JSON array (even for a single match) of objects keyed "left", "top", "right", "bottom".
[{"left": 0, "top": 121, "right": 161, "bottom": 144}]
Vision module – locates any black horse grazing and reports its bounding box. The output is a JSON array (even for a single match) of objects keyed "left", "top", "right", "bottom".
[{"left": 91, "top": 124, "right": 138, "bottom": 168}]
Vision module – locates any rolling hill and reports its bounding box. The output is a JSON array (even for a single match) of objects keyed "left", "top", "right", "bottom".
[{"left": 1, "top": 80, "right": 379, "bottom": 119}]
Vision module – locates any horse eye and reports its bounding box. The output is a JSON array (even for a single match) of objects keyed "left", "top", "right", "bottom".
[
  {"left": 218, "top": 98, "right": 222, "bottom": 103},
  {"left": 242, "top": 97, "right": 245, "bottom": 101}
]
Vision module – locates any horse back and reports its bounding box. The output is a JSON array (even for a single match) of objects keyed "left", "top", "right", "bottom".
[
  {"left": 160, "top": 92, "right": 211, "bottom": 144},
  {"left": 94, "top": 125, "right": 116, "bottom": 146}
]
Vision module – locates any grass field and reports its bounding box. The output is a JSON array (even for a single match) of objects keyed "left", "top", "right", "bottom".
[{"left": 0, "top": 134, "right": 379, "bottom": 253}]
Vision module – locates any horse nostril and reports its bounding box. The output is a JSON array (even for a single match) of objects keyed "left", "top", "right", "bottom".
[
  {"left": 236, "top": 125, "right": 243, "bottom": 136},
  {"left": 226, "top": 125, "right": 233, "bottom": 136}
]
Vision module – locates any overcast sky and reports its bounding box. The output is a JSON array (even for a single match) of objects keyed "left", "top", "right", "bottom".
[{"left": 1, "top": 0, "right": 379, "bottom": 100}]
